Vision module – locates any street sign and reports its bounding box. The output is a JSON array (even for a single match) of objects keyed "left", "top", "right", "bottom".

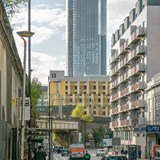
[
  {"left": 103, "top": 138, "right": 112, "bottom": 146},
  {"left": 20, "top": 97, "right": 30, "bottom": 121}
]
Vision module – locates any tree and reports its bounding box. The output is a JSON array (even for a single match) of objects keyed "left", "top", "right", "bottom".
[
  {"left": 71, "top": 104, "right": 93, "bottom": 123},
  {"left": 71, "top": 104, "right": 84, "bottom": 118},
  {"left": 92, "top": 126, "right": 106, "bottom": 147},
  {"left": 31, "top": 77, "right": 42, "bottom": 119}
]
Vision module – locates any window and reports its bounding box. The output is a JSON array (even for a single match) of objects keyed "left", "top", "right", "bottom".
[{"left": 155, "top": 96, "right": 158, "bottom": 107}]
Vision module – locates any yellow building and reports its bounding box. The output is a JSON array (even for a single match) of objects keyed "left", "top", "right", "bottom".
[{"left": 48, "top": 70, "right": 109, "bottom": 117}]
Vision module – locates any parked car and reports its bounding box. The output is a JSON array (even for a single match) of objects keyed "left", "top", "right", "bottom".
[
  {"left": 101, "top": 154, "right": 128, "bottom": 160},
  {"left": 53, "top": 146, "right": 59, "bottom": 152},
  {"left": 57, "top": 146, "right": 64, "bottom": 154},
  {"left": 96, "top": 149, "right": 106, "bottom": 156},
  {"left": 61, "top": 149, "right": 69, "bottom": 156}
]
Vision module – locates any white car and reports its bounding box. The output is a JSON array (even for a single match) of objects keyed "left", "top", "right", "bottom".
[{"left": 96, "top": 149, "right": 106, "bottom": 156}]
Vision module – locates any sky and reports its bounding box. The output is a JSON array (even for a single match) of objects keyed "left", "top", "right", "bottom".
[{"left": 11, "top": 0, "right": 137, "bottom": 85}]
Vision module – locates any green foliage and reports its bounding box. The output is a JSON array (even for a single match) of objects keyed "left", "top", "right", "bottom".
[
  {"left": 31, "top": 77, "right": 42, "bottom": 118},
  {"left": 71, "top": 104, "right": 93, "bottom": 123},
  {"left": 71, "top": 104, "right": 84, "bottom": 117},
  {"left": 81, "top": 115, "right": 93, "bottom": 123},
  {"left": 92, "top": 126, "right": 106, "bottom": 145},
  {"left": 4, "top": 0, "right": 26, "bottom": 8}
]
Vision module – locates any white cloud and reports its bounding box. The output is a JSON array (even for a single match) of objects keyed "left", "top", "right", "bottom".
[
  {"left": 11, "top": 4, "right": 66, "bottom": 45},
  {"left": 31, "top": 25, "right": 57, "bottom": 45},
  {"left": 107, "top": 0, "right": 137, "bottom": 36},
  {"left": 31, "top": 51, "right": 65, "bottom": 84}
]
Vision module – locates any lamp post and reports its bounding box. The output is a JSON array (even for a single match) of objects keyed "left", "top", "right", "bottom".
[{"left": 17, "top": 31, "right": 34, "bottom": 160}]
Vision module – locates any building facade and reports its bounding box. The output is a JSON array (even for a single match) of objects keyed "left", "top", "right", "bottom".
[
  {"left": 110, "top": 0, "right": 160, "bottom": 158},
  {"left": 49, "top": 70, "right": 110, "bottom": 117},
  {"left": 66, "top": 0, "right": 107, "bottom": 77},
  {"left": 0, "top": 3, "right": 23, "bottom": 160}
]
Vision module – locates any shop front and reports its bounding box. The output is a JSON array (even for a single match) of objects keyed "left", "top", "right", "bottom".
[{"left": 135, "top": 125, "right": 160, "bottom": 159}]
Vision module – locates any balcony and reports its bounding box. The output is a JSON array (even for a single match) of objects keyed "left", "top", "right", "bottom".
[
  {"left": 129, "top": 45, "right": 145, "bottom": 61},
  {"left": 111, "top": 107, "right": 119, "bottom": 115},
  {"left": 119, "top": 72, "right": 129, "bottom": 84},
  {"left": 110, "top": 120, "right": 120, "bottom": 128},
  {"left": 120, "top": 104, "right": 129, "bottom": 112},
  {"left": 120, "top": 119, "right": 132, "bottom": 127},
  {"left": 130, "top": 26, "right": 145, "bottom": 44},
  {"left": 119, "top": 56, "right": 129, "bottom": 70},
  {"left": 110, "top": 50, "right": 119, "bottom": 64},
  {"left": 110, "top": 64, "right": 119, "bottom": 76},
  {"left": 130, "top": 81, "right": 145, "bottom": 92},
  {"left": 120, "top": 39, "right": 130, "bottom": 55},
  {"left": 111, "top": 93, "right": 118, "bottom": 101},
  {"left": 131, "top": 99, "right": 145, "bottom": 109},
  {"left": 120, "top": 88, "right": 129, "bottom": 97},
  {"left": 111, "top": 79, "right": 119, "bottom": 89},
  {"left": 129, "top": 63, "right": 145, "bottom": 77}
]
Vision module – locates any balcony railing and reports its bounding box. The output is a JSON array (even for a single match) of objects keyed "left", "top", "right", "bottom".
[
  {"left": 120, "top": 119, "right": 132, "bottom": 127},
  {"left": 111, "top": 93, "right": 118, "bottom": 101},
  {"left": 120, "top": 104, "right": 129, "bottom": 112},
  {"left": 131, "top": 99, "right": 145, "bottom": 109},
  {"left": 111, "top": 107, "right": 119, "bottom": 114},
  {"left": 120, "top": 39, "right": 130, "bottom": 54},
  {"left": 129, "top": 63, "right": 145, "bottom": 77},
  {"left": 110, "top": 64, "right": 119, "bottom": 76},
  {"left": 130, "top": 81, "right": 145, "bottom": 92},
  {"left": 110, "top": 50, "right": 119, "bottom": 64},
  {"left": 120, "top": 88, "right": 128, "bottom": 97},
  {"left": 111, "top": 79, "right": 119, "bottom": 89},
  {"left": 129, "top": 45, "right": 145, "bottom": 61},
  {"left": 131, "top": 26, "right": 145, "bottom": 44},
  {"left": 110, "top": 121, "right": 120, "bottom": 128}
]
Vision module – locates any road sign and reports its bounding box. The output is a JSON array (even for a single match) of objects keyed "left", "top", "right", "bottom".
[{"left": 20, "top": 97, "right": 30, "bottom": 120}]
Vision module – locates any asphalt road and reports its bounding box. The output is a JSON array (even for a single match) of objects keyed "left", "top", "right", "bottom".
[{"left": 51, "top": 148, "right": 102, "bottom": 160}]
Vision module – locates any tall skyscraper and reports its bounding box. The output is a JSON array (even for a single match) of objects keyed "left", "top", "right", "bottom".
[{"left": 66, "top": 0, "right": 107, "bottom": 77}]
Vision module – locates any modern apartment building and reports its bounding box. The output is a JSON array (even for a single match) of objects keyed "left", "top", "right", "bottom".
[
  {"left": 49, "top": 70, "right": 110, "bottom": 117},
  {"left": 110, "top": 0, "right": 160, "bottom": 158},
  {"left": 66, "top": 0, "right": 107, "bottom": 77}
]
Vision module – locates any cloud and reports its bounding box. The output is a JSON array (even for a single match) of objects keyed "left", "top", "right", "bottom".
[
  {"left": 31, "top": 25, "right": 58, "bottom": 45},
  {"left": 107, "top": 0, "right": 137, "bottom": 55},
  {"left": 11, "top": 4, "right": 66, "bottom": 45},
  {"left": 31, "top": 51, "right": 65, "bottom": 84},
  {"left": 107, "top": 0, "right": 137, "bottom": 36}
]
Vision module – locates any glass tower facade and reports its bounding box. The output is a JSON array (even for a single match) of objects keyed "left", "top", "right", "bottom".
[{"left": 66, "top": 0, "right": 107, "bottom": 77}]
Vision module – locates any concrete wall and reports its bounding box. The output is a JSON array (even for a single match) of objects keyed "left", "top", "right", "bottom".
[{"left": 0, "top": 3, "right": 23, "bottom": 160}]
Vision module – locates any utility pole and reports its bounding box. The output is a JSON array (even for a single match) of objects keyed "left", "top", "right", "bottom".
[{"left": 28, "top": 1, "right": 32, "bottom": 159}]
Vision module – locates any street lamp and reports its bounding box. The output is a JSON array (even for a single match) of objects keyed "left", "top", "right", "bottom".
[{"left": 17, "top": 31, "right": 34, "bottom": 160}]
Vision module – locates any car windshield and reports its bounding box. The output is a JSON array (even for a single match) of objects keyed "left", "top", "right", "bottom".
[
  {"left": 106, "top": 156, "right": 126, "bottom": 160},
  {"left": 98, "top": 149, "right": 105, "bottom": 152},
  {"left": 63, "top": 149, "right": 68, "bottom": 152}
]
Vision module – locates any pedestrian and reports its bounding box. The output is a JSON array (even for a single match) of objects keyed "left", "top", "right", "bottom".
[
  {"left": 124, "top": 149, "right": 128, "bottom": 156},
  {"left": 34, "top": 146, "right": 47, "bottom": 160},
  {"left": 84, "top": 151, "right": 91, "bottom": 160},
  {"left": 121, "top": 148, "right": 125, "bottom": 155},
  {"left": 138, "top": 148, "right": 142, "bottom": 158}
]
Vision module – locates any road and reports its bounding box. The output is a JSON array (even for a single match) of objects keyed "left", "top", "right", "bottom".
[{"left": 51, "top": 148, "right": 102, "bottom": 160}]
